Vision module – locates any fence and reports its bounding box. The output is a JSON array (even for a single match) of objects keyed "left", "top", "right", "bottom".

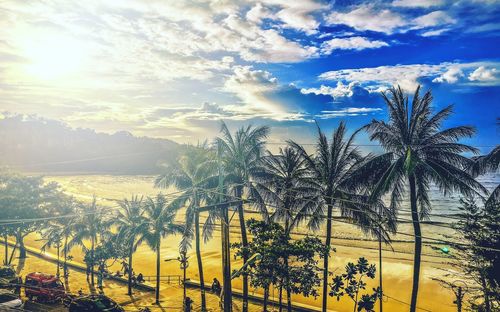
[{"left": 141, "top": 275, "right": 181, "bottom": 285}]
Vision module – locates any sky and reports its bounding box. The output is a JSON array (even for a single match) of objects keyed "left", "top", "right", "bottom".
[{"left": 0, "top": 0, "right": 499, "bottom": 152}]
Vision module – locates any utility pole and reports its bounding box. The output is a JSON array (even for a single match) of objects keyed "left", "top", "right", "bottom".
[
  {"left": 218, "top": 145, "right": 232, "bottom": 311},
  {"left": 377, "top": 217, "right": 387, "bottom": 312},
  {"left": 454, "top": 287, "right": 463, "bottom": 312},
  {"left": 378, "top": 231, "right": 383, "bottom": 312},
  {"left": 451, "top": 281, "right": 466, "bottom": 312}
]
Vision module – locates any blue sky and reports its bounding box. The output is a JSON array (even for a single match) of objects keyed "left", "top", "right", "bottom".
[{"left": 0, "top": 0, "right": 498, "bottom": 152}]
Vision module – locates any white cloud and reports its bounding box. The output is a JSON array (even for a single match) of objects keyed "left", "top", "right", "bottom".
[
  {"left": 206, "top": 14, "right": 318, "bottom": 63},
  {"left": 246, "top": 1, "right": 324, "bottom": 34},
  {"left": 318, "top": 62, "right": 500, "bottom": 91},
  {"left": 319, "top": 63, "right": 449, "bottom": 91},
  {"left": 223, "top": 66, "right": 293, "bottom": 118},
  {"left": 224, "top": 66, "right": 278, "bottom": 92},
  {"left": 421, "top": 28, "right": 451, "bottom": 37},
  {"left": 246, "top": 3, "right": 273, "bottom": 23},
  {"left": 468, "top": 66, "right": 498, "bottom": 82},
  {"left": 326, "top": 5, "right": 456, "bottom": 35},
  {"left": 316, "top": 107, "right": 383, "bottom": 119},
  {"left": 325, "top": 5, "right": 405, "bottom": 34},
  {"left": 432, "top": 66, "right": 463, "bottom": 83},
  {"left": 412, "top": 11, "right": 456, "bottom": 29},
  {"left": 320, "top": 36, "right": 389, "bottom": 54},
  {"left": 272, "top": 1, "right": 324, "bottom": 34},
  {"left": 301, "top": 81, "right": 359, "bottom": 98},
  {"left": 392, "top": 0, "right": 446, "bottom": 7}
]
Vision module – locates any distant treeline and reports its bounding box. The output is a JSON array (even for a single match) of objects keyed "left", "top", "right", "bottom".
[{"left": 0, "top": 114, "right": 179, "bottom": 174}]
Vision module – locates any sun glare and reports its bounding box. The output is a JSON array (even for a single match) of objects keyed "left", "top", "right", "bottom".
[{"left": 21, "top": 34, "right": 87, "bottom": 80}]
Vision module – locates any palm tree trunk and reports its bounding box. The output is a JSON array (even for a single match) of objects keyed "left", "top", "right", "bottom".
[
  {"left": 17, "top": 231, "right": 26, "bottom": 259},
  {"left": 379, "top": 231, "right": 383, "bottom": 312},
  {"left": 91, "top": 235, "right": 95, "bottom": 286},
  {"left": 8, "top": 243, "right": 17, "bottom": 265},
  {"left": 409, "top": 175, "right": 421, "bottom": 312},
  {"left": 195, "top": 210, "right": 207, "bottom": 311},
  {"left": 3, "top": 234, "right": 8, "bottom": 265},
  {"left": 218, "top": 156, "right": 232, "bottom": 312},
  {"left": 155, "top": 240, "right": 161, "bottom": 304},
  {"left": 56, "top": 244, "right": 60, "bottom": 277},
  {"left": 236, "top": 185, "right": 249, "bottom": 312},
  {"left": 64, "top": 235, "right": 68, "bottom": 277},
  {"left": 284, "top": 220, "right": 292, "bottom": 312},
  {"left": 322, "top": 200, "right": 333, "bottom": 312},
  {"left": 221, "top": 207, "right": 232, "bottom": 311},
  {"left": 286, "top": 279, "right": 292, "bottom": 312},
  {"left": 128, "top": 246, "right": 133, "bottom": 295},
  {"left": 278, "top": 284, "right": 283, "bottom": 312},
  {"left": 263, "top": 285, "right": 269, "bottom": 312},
  {"left": 481, "top": 273, "right": 491, "bottom": 312}
]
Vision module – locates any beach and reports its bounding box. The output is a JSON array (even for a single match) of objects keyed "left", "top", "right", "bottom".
[{"left": 10, "top": 173, "right": 487, "bottom": 312}]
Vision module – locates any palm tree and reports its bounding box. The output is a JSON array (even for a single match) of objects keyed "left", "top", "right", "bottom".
[
  {"left": 469, "top": 145, "right": 500, "bottom": 206},
  {"left": 68, "top": 197, "right": 110, "bottom": 286},
  {"left": 44, "top": 196, "right": 78, "bottom": 278},
  {"left": 361, "top": 86, "right": 487, "bottom": 312},
  {"left": 251, "top": 146, "right": 319, "bottom": 312},
  {"left": 289, "top": 122, "right": 390, "bottom": 312},
  {"left": 198, "top": 141, "right": 236, "bottom": 312},
  {"left": 155, "top": 143, "right": 217, "bottom": 311},
  {"left": 40, "top": 222, "right": 64, "bottom": 277},
  {"left": 215, "top": 122, "right": 269, "bottom": 312},
  {"left": 114, "top": 195, "right": 149, "bottom": 296},
  {"left": 142, "top": 194, "right": 184, "bottom": 304},
  {"left": 61, "top": 219, "right": 75, "bottom": 278}
]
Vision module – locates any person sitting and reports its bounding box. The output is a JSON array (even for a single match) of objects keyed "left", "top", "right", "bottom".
[
  {"left": 211, "top": 278, "right": 221, "bottom": 294},
  {"left": 184, "top": 297, "right": 193, "bottom": 312},
  {"left": 131, "top": 270, "right": 137, "bottom": 285},
  {"left": 137, "top": 273, "right": 145, "bottom": 283}
]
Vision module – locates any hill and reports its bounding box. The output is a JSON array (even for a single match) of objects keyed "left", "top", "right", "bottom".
[{"left": 0, "top": 114, "right": 179, "bottom": 174}]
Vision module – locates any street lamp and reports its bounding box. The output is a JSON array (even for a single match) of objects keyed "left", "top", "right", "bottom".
[{"left": 165, "top": 249, "right": 189, "bottom": 305}]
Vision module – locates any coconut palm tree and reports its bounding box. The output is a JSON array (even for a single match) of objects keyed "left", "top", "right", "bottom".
[
  {"left": 215, "top": 122, "right": 269, "bottom": 312},
  {"left": 142, "top": 194, "right": 184, "bottom": 304},
  {"left": 470, "top": 145, "right": 500, "bottom": 207},
  {"left": 114, "top": 195, "right": 149, "bottom": 296},
  {"left": 40, "top": 222, "right": 64, "bottom": 277},
  {"left": 361, "top": 85, "right": 487, "bottom": 312},
  {"left": 198, "top": 142, "right": 234, "bottom": 312},
  {"left": 251, "top": 146, "right": 320, "bottom": 312},
  {"left": 155, "top": 143, "right": 217, "bottom": 311},
  {"left": 68, "top": 197, "right": 110, "bottom": 286},
  {"left": 61, "top": 219, "right": 75, "bottom": 278},
  {"left": 43, "top": 196, "right": 78, "bottom": 278},
  {"left": 289, "top": 122, "right": 391, "bottom": 312}
]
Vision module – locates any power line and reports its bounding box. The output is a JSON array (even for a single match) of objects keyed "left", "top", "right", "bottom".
[
  {"left": 266, "top": 142, "right": 497, "bottom": 148},
  {"left": 1, "top": 182, "right": 497, "bottom": 252},
  {"left": 1, "top": 142, "right": 496, "bottom": 168},
  {"left": 199, "top": 188, "right": 500, "bottom": 253},
  {"left": 3, "top": 151, "right": 158, "bottom": 168},
  {"left": 384, "top": 294, "right": 433, "bottom": 312}
]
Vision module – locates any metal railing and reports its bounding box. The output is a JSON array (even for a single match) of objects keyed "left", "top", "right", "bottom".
[{"left": 141, "top": 275, "right": 181, "bottom": 284}]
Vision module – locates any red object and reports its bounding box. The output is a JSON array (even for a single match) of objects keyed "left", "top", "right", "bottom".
[{"left": 25, "top": 272, "right": 65, "bottom": 302}]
